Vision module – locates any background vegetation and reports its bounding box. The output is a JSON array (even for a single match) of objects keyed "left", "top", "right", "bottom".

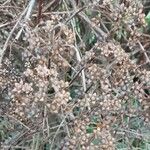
[{"left": 0, "top": 0, "right": 150, "bottom": 149}]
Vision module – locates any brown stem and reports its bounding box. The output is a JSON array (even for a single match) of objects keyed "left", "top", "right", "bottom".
[{"left": 37, "top": 0, "right": 43, "bottom": 24}]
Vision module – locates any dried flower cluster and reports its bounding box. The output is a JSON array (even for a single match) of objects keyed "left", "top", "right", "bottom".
[{"left": 0, "top": 0, "right": 150, "bottom": 149}]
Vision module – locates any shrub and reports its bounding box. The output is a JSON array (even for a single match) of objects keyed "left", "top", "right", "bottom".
[{"left": 0, "top": 0, "right": 150, "bottom": 149}]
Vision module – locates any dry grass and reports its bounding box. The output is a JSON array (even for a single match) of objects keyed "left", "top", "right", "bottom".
[{"left": 0, "top": 0, "right": 150, "bottom": 150}]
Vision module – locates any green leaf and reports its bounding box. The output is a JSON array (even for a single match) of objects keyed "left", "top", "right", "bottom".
[
  {"left": 91, "top": 116, "right": 98, "bottom": 123},
  {"left": 86, "top": 126, "right": 94, "bottom": 133},
  {"left": 117, "top": 142, "right": 128, "bottom": 149},
  {"left": 116, "top": 29, "right": 122, "bottom": 40},
  {"left": 145, "top": 12, "right": 150, "bottom": 25},
  {"left": 92, "top": 138, "right": 100, "bottom": 145}
]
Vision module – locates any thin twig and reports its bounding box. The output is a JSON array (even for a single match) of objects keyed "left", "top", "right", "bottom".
[
  {"left": 69, "top": 66, "right": 85, "bottom": 86},
  {"left": 1, "top": 0, "right": 11, "bottom": 5},
  {"left": 50, "top": 114, "right": 67, "bottom": 150},
  {"left": 1, "top": 145, "right": 28, "bottom": 150},
  {"left": 25, "top": 0, "right": 36, "bottom": 20},
  {"left": 69, "top": 0, "right": 107, "bottom": 40},
  {"left": 42, "top": 0, "right": 56, "bottom": 12},
  {"left": 5, "top": 114, "right": 30, "bottom": 130},
  {"left": 74, "top": 47, "right": 87, "bottom": 92},
  {"left": 63, "top": 0, "right": 87, "bottom": 92},
  {"left": 0, "top": 20, "right": 16, "bottom": 29},
  {"left": 0, "top": 7, "right": 28, "bottom": 64},
  {"left": 32, "top": 11, "right": 74, "bottom": 16},
  {"left": 37, "top": 0, "right": 43, "bottom": 24},
  {"left": 15, "top": 0, "right": 36, "bottom": 40},
  {"left": 79, "top": 12, "right": 107, "bottom": 40},
  {"left": 138, "top": 41, "right": 150, "bottom": 63}
]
